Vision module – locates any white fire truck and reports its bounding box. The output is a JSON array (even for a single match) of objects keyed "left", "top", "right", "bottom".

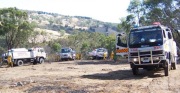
[
  {"left": 117, "top": 23, "right": 178, "bottom": 76},
  {"left": 5, "top": 47, "right": 46, "bottom": 66}
]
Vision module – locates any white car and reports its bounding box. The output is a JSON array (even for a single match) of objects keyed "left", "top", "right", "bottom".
[
  {"left": 88, "top": 49, "right": 97, "bottom": 60},
  {"left": 96, "top": 48, "right": 108, "bottom": 59},
  {"left": 88, "top": 48, "right": 108, "bottom": 60}
]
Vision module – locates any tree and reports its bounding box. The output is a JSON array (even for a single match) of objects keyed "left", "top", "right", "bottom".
[
  {"left": 52, "top": 43, "right": 61, "bottom": 52},
  {"left": 40, "top": 30, "right": 48, "bottom": 43},
  {"left": 117, "top": 15, "right": 135, "bottom": 34},
  {"left": 143, "top": 0, "right": 180, "bottom": 47},
  {"left": 29, "top": 30, "right": 41, "bottom": 47},
  {"left": 124, "top": 0, "right": 180, "bottom": 48},
  {"left": 104, "top": 35, "right": 116, "bottom": 54},
  {"left": 59, "top": 30, "right": 65, "bottom": 36},
  {"left": 127, "top": 0, "right": 145, "bottom": 26},
  {"left": 55, "top": 30, "right": 116, "bottom": 58},
  {"left": 0, "top": 7, "right": 35, "bottom": 49}
]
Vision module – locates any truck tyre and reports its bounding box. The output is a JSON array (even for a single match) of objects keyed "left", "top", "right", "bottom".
[
  {"left": 171, "top": 62, "right": 177, "bottom": 70},
  {"left": 39, "top": 58, "right": 44, "bottom": 64},
  {"left": 132, "top": 67, "right": 139, "bottom": 75},
  {"left": 71, "top": 57, "right": 75, "bottom": 60},
  {"left": 164, "top": 61, "right": 169, "bottom": 76},
  {"left": 171, "top": 55, "right": 177, "bottom": 70},
  {"left": 61, "top": 58, "right": 64, "bottom": 61},
  {"left": 33, "top": 61, "right": 37, "bottom": 65},
  {"left": 0, "top": 61, "right": 3, "bottom": 67},
  {"left": 17, "top": 60, "right": 24, "bottom": 66},
  {"left": 92, "top": 56, "right": 96, "bottom": 60}
]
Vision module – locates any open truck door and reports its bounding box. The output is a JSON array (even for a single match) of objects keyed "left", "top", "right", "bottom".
[{"left": 116, "top": 33, "right": 128, "bottom": 58}]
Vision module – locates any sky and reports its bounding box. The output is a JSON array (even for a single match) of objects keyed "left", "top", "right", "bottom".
[{"left": 0, "top": 0, "right": 130, "bottom": 23}]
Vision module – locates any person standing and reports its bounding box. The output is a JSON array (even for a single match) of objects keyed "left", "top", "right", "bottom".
[{"left": 7, "top": 55, "right": 13, "bottom": 67}]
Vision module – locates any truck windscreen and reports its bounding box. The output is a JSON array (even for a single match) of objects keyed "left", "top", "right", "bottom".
[{"left": 129, "top": 28, "right": 163, "bottom": 48}]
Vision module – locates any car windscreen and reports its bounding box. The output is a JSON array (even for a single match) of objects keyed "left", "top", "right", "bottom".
[{"left": 97, "top": 49, "right": 106, "bottom": 52}]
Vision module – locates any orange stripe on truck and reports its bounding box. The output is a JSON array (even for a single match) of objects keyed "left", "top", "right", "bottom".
[{"left": 116, "top": 48, "right": 128, "bottom": 53}]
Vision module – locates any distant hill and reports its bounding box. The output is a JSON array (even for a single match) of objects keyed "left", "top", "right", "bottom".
[{"left": 26, "top": 10, "right": 119, "bottom": 36}]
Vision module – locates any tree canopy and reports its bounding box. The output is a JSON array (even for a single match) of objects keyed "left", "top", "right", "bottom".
[
  {"left": 0, "top": 7, "right": 35, "bottom": 49},
  {"left": 118, "top": 0, "right": 180, "bottom": 47}
]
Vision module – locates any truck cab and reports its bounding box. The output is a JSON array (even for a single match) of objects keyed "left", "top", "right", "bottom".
[{"left": 117, "top": 24, "right": 178, "bottom": 76}]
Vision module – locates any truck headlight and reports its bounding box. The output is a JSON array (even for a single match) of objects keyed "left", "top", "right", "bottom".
[
  {"left": 153, "top": 57, "right": 159, "bottom": 60},
  {"left": 131, "top": 58, "right": 138, "bottom": 62},
  {"left": 133, "top": 58, "right": 138, "bottom": 62}
]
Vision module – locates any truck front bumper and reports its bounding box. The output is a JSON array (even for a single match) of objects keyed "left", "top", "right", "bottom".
[{"left": 130, "top": 62, "right": 164, "bottom": 68}]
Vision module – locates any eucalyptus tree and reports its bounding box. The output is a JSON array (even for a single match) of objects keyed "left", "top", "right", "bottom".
[
  {"left": 117, "top": 15, "right": 135, "bottom": 34},
  {"left": 143, "top": 0, "right": 180, "bottom": 47},
  {"left": 0, "top": 7, "right": 35, "bottom": 49},
  {"left": 127, "top": 0, "right": 145, "bottom": 26},
  {"left": 118, "top": 0, "right": 180, "bottom": 48},
  {"left": 117, "top": 0, "right": 145, "bottom": 34}
]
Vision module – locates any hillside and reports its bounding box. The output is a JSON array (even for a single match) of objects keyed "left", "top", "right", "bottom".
[{"left": 27, "top": 10, "right": 119, "bottom": 36}]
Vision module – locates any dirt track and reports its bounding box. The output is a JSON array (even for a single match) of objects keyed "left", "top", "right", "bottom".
[{"left": 0, "top": 59, "right": 180, "bottom": 93}]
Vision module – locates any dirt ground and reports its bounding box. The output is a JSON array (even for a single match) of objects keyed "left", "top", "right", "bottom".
[{"left": 0, "top": 59, "right": 180, "bottom": 93}]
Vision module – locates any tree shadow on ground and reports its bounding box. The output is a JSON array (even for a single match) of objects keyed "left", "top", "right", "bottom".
[
  {"left": 76, "top": 60, "right": 129, "bottom": 65},
  {"left": 81, "top": 69, "right": 164, "bottom": 80}
]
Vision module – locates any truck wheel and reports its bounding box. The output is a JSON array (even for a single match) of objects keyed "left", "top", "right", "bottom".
[
  {"left": 171, "top": 62, "right": 177, "bottom": 70},
  {"left": 92, "top": 56, "right": 96, "bottom": 60},
  {"left": 71, "top": 57, "right": 75, "bottom": 60},
  {"left": 17, "top": 60, "right": 24, "bottom": 66},
  {"left": 61, "top": 58, "right": 64, "bottom": 61},
  {"left": 39, "top": 58, "right": 44, "bottom": 64},
  {"left": 0, "top": 61, "right": 3, "bottom": 67},
  {"left": 33, "top": 61, "right": 37, "bottom": 65},
  {"left": 164, "top": 61, "right": 169, "bottom": 76},
  {"left": 171, "top": 55, "right": 177, "bottom": 70},
  {"left": 132, "top": 67, "right": 139, "bottom": 75}
]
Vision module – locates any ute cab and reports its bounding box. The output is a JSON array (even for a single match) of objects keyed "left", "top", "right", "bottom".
[{"left": 117, "top": 23, "right": 178, "bottom": 76}]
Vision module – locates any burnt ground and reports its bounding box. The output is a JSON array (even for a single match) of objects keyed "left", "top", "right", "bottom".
[{"left": 0, "top": 59, "right": 180, "bottom": 93}]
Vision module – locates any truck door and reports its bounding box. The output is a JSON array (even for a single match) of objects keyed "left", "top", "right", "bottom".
[
  {"left": 39, "top": 48, "right": 46, "bottom": 58},
  {"left": 116, "top": 33, "right": 128, "bottom": 57}
]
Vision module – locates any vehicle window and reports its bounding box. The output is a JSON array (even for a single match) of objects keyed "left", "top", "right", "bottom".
[
  {"left": 71, "top": 51, "right": 76, "bottom": 54},
  {"left": 166, "top": 28, "right": 170, "bottom": 31},
  {"left": 117, "top": 34, "right": 127, "bottom": 47},
  {"left": 167, "top": 32, "right": 172, "bottom": 39},
  {"left": 129, "top": 29, "right": 163, "bottom": 48},
  {"left": 61, "top": 48, "right": 71, "bottom": 53},
  {"left": 97, "top": 49, "right": 104, "bottom": 52},
  {"left": 163, "top": 30, "right": 166, "bottom": 38},
  {"left": 28, "top": 49, "right": 32, "bottom": 52},
  {"left": 40, "top": 49, "right": 44, "bottom": 52}
]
